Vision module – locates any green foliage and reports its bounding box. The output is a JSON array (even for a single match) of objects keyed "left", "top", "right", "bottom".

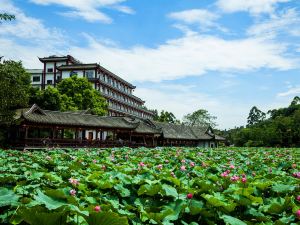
[
  {"left": 0, "top": 188, "right": 19, "bottom": 207},
  {"left": 0, "top": 13, "right": 15, "bottom": 21},
  {"left": 153, "top": 110, "right": 180, "bottom": 124},
  {"left": 0, "top": 60, "right": 31, "bottom": 124},
  {"left": 183, "top": 109, "right": 217, "bottom": 128},
  {"left": 226, "top": 96, "right": 300, "bottom": 147},
  {"left": 84, "top": 212, "right": 129, "bottom": 225},
  {"left": 0, "top": 147, "right": 299, "bottom": 225},
  {"left": 0, "top": 60, "right": 31, "bottom": 146},
  {"left": 247, "top": 106, "right": 266, "bottom": 126},
  {"left": 30, "top": 87, "right": 61, "bottom": 111}
]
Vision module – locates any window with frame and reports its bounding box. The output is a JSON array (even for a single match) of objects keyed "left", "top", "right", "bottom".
[
  {"left": 32, "top": 76, "right": 40, "bottom": 82},
  {"left": 86, "top": 71, "right": 94, "bottom": 78},
  {"left": 47, "top": 80, "right": 53, "bottom": 85},
  {"left": 47, "top": 68, "right": 53, "bottom": 73}
]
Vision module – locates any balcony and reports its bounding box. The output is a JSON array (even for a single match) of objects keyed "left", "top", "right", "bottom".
[
  {"left": 102, "top": 93, "right": 154, "bottom": 116},
  {"left": 87, "top": 77, "right": 100, "bottom": 82},
  {"left": 98, "top": 79, "right": 144, "bottom": 103}
]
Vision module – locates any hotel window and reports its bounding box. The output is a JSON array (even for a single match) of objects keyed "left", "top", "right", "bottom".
[
  {"left": 47, "top": 80, "right": 53, "bottom": 85},
  {"left": 32, "top": 76, "right": 40, "bottom": 82},
  {"left": 86, "top": 71, "right": 94, "bottom": 78},
  {"left": 47, "top": 68, "right": 53, "bottom": 73}
]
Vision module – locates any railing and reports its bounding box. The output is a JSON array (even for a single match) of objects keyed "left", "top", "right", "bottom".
[{"left": 10, "top": 138, "right": 152, "bottom": 149}]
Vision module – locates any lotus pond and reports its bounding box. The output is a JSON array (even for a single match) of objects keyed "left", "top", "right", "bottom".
[{"left": 0, "top": 147, "right": 299, "bottom": 225}]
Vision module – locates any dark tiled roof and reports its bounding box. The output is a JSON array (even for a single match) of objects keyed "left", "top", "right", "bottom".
[
  {"left": 57, "top": 64, "right": 98, "bottom": 70},
  {"left": 152, "top": 121, "right": 213, "bottom": 140},
  {"left": 19, "top": 105, "right": 136, "bottom": 129},
  {"left": 39, "top": 55, "right": 81, "bottom": 64}
]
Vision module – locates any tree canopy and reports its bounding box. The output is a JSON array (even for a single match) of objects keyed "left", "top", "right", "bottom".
[
  {"left": 0, "top": 60, "right": 31, "bottom": 124},
  {"left": 247, "top": 106, "right": 266, "bottom": 126},
  {"left": 0, "top": 13, "right": 15, "bottom": 21},
  {"left": 225, "top": 97, "right": 300, "bottom": 147},
  {"left": 153, "top": 110, "right": 180, "bottom": 124},
  {"left": 30, "top": 76, "right": 108, "bottom": 116},
  {"left": 183, "top": 109, "right": 217, "bottom": 128}
]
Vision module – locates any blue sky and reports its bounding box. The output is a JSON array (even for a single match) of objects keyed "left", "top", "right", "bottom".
[{"left": 1, "top": 0, "right": 300, "bottom": 129}]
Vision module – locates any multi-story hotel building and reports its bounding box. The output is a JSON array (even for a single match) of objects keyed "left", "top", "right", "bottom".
[{"left": 27, "top": 55, "right": 155, "bottom": 119}]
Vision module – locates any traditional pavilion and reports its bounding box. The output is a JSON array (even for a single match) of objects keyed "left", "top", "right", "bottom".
[{"left": 8, "top": 105, "right": 225, "bottom": 149}]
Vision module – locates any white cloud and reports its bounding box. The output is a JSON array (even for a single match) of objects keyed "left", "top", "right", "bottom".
[
  {"left": 68, "top": 33, "right": 296, "bottom": 82},
  {"left": 277, "top": 86, "right": 300, "bottom": 97},
  {"left": 247, "top": 8, "right": 300, "bottom": 38},
  {"left": 168, "top": 9, "right": 219, "bottom": 28},
  {"left": 0, "top": 0, "right": 65, "bottom": 46},
  {"left": 216, "top": 0, "right": 290, "bottom": 15},
  {"left": 168, "top": 9, "right": 228, "bottom": 33},
  {"left": 29, "top": 0, "right": 133, "bottom": 23}
]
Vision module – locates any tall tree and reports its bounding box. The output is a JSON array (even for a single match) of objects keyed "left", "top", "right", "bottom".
[
  {"left": 290, "top": 96, "right": 300, "bottom": 106},
  {"left": 247, "top": 106, "right": 266, "bottom": 126},
  {"left": 0, "top": 60, "right": 31, "bottom": 145},
  {"left": 0, "top": 60, "right": 31, "bottom": 124},
  {"left": 57, "top": 76, "right": 108, "bottom": 115},
  {"left": 29, "top": 87, "right": 61, "bottom": 111},
  {"left": 154, "top": 110, "right": 180, "bottom": 124},
  {"left": 30, "top": 76, "right": 108, "bottom": 116},
  {"left": 183, "top": 109, "right": 217, "bottom": 128}
]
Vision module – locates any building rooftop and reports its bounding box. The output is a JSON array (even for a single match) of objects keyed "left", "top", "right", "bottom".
[
  {"left": 15, "top": 104, "right": 224, "bottom": 140},
  {"left": 39, "top": 55, "right": 81, "bottom": 64}
]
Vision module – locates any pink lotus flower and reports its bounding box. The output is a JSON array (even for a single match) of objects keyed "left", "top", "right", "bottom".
[
  {"left": 252, "top": 172, "right": 256, "bottom": 177},
  {"left": 221, "top": 172, "right": 229, "bottom": 177},
  {"left": 229, "top": 165, "right": 235, "bottom": 169},
  {"left": 241, "top": 174, "right": 246, "bottom": 178},
  {"left": 230, "top": 175, "right": 240, "bottom": 182},
  {"left": 241, "top": 177, "right": 247, "bottom": 183},
  {"left": 181, "top": 159, "right": 186, "bottom": 163},
  {"left": 70, "top": 189, "right": 76, "bottom": 196},
  {"left": 190, "top": 162, "right": 195, "bottom": 167},
  {"left": 170, "top": 171, "right": 176, "bottom": 178},
  {"left": 180, "top": 165, "right": 186, "bottom": 171},
  {"left": 93, "top": 159, "right": 97, "bottom": 163},
  {"left": 69, "top": 178, "right": 79, "bottom": 186},
  {"left": 165, "top": 160, "right": 169, "bottom": 163},
  {"left": 157, "top": 164, "right": 163, "bottom": 170},
  {"left": 292, "top": 172, "right": 300, "bottom": 178},
  {"left": 139, "top": 162, "right": 146, "bottom": 167},
  {"left": 187, "top": 193, "right": 193, "bottom": 199},
  {"left": 296, "top": 209, "right": 300, "bottom": 219},
  {"left": 296, "top": 196, "right": 300, "bottom": 201},
  {"left": 94, "top": 205, "right": 101, "bottom": 212}
]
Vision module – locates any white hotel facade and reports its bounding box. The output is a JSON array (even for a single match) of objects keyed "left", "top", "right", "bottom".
[{"left": 27, "top": 55, "right": 155, "bottom": 119}]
